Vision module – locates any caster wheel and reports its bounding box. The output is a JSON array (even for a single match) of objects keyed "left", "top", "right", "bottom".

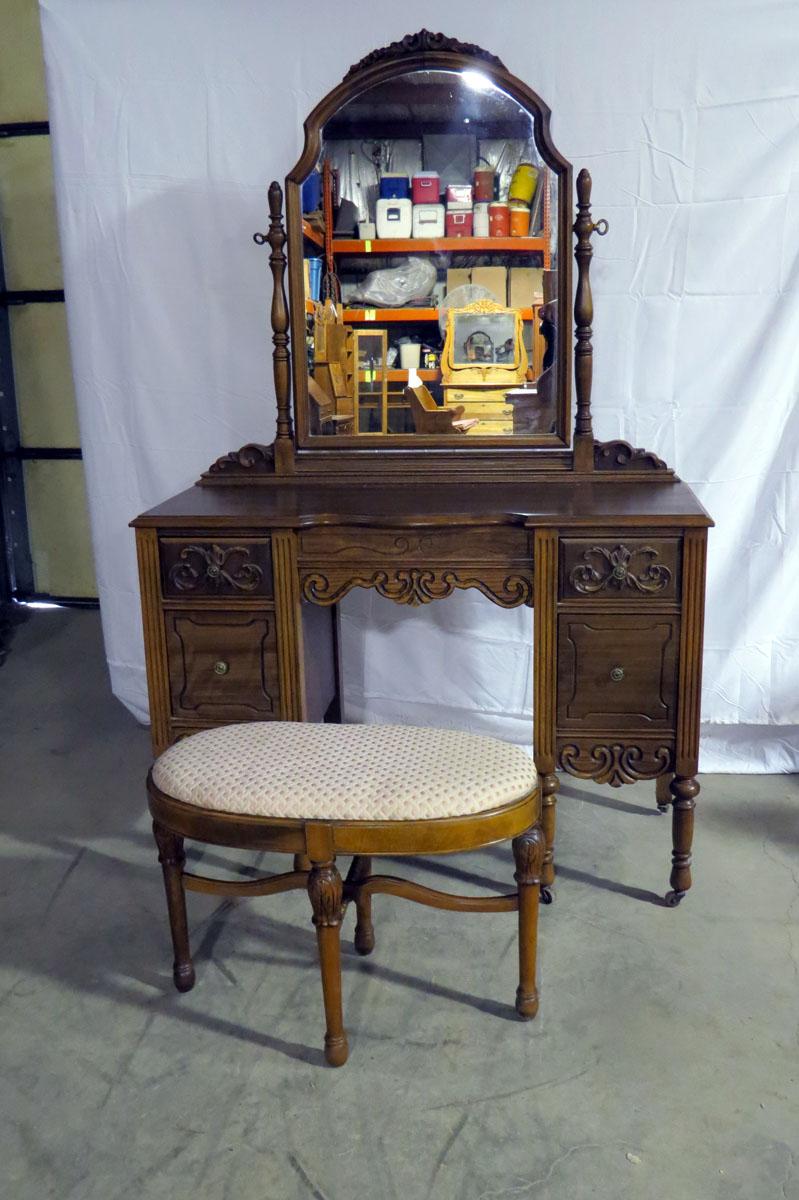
[
  {"left": 664, "top": 890, "right": 685, "bottom": 907},
  {"left": 540, "top": 887, "right": 554, "bottom": 905}
]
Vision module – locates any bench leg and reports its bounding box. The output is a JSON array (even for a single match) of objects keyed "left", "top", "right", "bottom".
[
  {"left": 512, "top": 824, "right": 545, "bottom": 1019},
  {"left": 347, "top": 855, "right": 375, "bottom": 956},
  {"left": 308, "top": 860, "right": 348, "bottom": 1067},
  {"left": 153, "top": 822, "right": 195, "bottom": 993}
]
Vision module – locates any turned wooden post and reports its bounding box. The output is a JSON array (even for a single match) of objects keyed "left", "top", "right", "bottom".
[
  {"left": 266, "top": 181, "right": 294, "bottom": 474},
  {"left": 152, "top": 822, "right": 195, "bottom": 993},
  {"left": 656, "top": 773, "right": 674, "bottom": 814},
  {"left": 573, "top": 168, "right": 608, "bottom": 472},
  {"left": 539, "top": 773, "right": 559, "bottom": 899},
  {"left": 667, "top": 776, "right": 699, "bottom": 905},
  {"left": 308, "top": 860, "right": 348, "bottom": 1066},
  {"left": 512, "top": 824, "right": 545, "bottom": 1018},
  {"left": 346, "top": 855, "right": 375, "bottom": 955}
]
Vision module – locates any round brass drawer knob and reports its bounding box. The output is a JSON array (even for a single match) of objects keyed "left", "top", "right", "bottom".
[
  {"left": 610, "top": 666, "right": 625, "bottom": 682},
  {"left": 213, "top": 660, "right": 230, "bottom": 676}
]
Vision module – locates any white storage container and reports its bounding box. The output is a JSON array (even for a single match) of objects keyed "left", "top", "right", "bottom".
[
  {"left": 376, "top": 198, "right": 412, "bottom": 239},
  {"left": 473, "top": 202, "right": 490, "bottom": 237},
  {"left": 412, "top": 203, "right": 445, "bottom": 239}
]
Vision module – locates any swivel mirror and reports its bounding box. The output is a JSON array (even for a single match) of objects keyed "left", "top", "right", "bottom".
[{"left": 285, "top": 39, "right": 572, "bottom": 448}]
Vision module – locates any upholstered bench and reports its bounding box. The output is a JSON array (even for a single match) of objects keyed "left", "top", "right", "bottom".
[{"left": 148, "top": 722, "right": 544, "bottom": 1066}]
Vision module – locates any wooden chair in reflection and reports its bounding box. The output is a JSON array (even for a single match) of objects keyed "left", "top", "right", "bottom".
[
  {"left": 406, "top": 383, "right": 478, "bottom": 435},
  {"left": 309, "top": 375, "right": 354, "bottom": 435}
]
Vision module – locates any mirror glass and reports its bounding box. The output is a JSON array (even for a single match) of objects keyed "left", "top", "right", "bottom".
[{"left": 299, "top": 67, "right": 562, "bottom": 440}]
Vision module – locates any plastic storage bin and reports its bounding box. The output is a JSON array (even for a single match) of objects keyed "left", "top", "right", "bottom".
[
  {"left": 488, "top": 202, "right": 510, "bottom": 237},
  {"left": 412, "top": 172, "right": 440, "bottom": 203},
  {"left": 473, "top": 202, "right": 490, "bottom": 237},
  {"left": 445, "top": 210, "right": 473, "bottom": 237},
  {"left": 412, "top": 203, "right": 445, "bottom": 238},
  {"left": 445, "top": 183, "right": 473, "bottom": 209},
  {"left": 376, "top": 198, "right": 413, "bottom": 238},
  {"left": 302, "top": 172, "right": 322, "bottom": 212},
  {"left": 379, "top": 174, "right": 410, "bottom": 200}
]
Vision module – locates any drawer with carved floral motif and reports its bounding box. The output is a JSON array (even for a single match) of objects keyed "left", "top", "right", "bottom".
[
  {"left": 559, "top": 538, "right": 680, "bottom": 603},
  {"left": 159, "top": 537, "right": 273, "bottom": 599}
]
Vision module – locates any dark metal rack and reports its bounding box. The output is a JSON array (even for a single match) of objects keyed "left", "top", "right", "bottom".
[{"left": 0, "top": 119, "right": 97, "bottom": 608}]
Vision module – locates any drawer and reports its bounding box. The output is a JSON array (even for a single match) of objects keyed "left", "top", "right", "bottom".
[
  {"left": 160, "top": 537, "right": 272, "bottom": 599},
  {"left": 560, "top": 538, "right": 680, "bottom": 602},
  {"left": 165, "top": 610, "right": 279, "bottom": 720},
  {"left": 299, "top": 526, "right": 529, "bottom": 563},
  {"left": 557, "top": 613, "right": 678, "bottom": 730}
]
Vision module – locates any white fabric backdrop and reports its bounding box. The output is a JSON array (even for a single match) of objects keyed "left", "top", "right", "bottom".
[{"left": 39, "top": 0, "right": 799, "bottom": 771}]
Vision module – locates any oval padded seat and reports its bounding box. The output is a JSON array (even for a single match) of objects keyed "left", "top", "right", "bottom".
[
  {"left": 147, "top": 721, "right": 544, "bottom": 1066},
  {"left": 152, "top": 722, "right": 537, "bottom": 821}
]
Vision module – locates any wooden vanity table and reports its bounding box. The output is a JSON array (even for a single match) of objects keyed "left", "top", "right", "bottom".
[{"left": 133, "top": 32, "right": 712, "bottom": 906}]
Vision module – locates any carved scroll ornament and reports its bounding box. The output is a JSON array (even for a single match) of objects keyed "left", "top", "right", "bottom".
[
  {"left": 206, "top": 442, "right": 275, "bottom": 477},
  {"left": 346, "top": 30, "right": 505, "bottom": 78},
  {"left": 593, "top": 440, "right": 669, "bottom": 473},
  {"left": 568, "top": 544, "right": 672, "bottom": 595},
  {"left": 559, "top": 742, "right": 673, "bottom": 788},
  {"left": 168, "top": 544, "right": 264, "bottom": 593},
  {"left": 301, "top": 567, "right": 533, "bottom": 608}
]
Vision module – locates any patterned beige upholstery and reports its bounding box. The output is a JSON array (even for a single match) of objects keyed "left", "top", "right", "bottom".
[{"left": 152, "top": 723, "right": 537, "bottom": 821}]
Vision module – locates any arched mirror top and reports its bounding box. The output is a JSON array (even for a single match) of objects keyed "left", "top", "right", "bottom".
[{"left": 284, "top": 32, "right": 573, "bottom": 449}]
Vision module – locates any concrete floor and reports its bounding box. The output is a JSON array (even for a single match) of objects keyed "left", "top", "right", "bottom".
[{"left": 1, "top": 609, "right": 797, "bottom": 1200}]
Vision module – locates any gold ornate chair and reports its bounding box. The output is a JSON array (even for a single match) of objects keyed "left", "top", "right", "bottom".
[{"left": 148, "top": 722, "right": 544, "bottom": 1066}]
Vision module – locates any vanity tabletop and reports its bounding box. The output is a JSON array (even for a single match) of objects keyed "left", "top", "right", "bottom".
[{"left": 133, "top": 479, "right": 713, "bottom": 530}]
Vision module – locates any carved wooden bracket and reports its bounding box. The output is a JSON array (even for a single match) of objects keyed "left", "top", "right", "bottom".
[
  {"left": 301, "top": 567, "right": 533, "bottom": 608},
  {"left": 593, "top": 439, "right": 671, "bottom": 474},
  {"left": 204, "top": 442, "right": 275, "bottom": 478},
  {"left": 346, "top": 30, "right": 506, "bottom": 78},
  {"left": 558, "top": 741, "right": 673, "bottom": 787},
  {"left": 568, "top": 544, "right": 672, "bottom": 595}
]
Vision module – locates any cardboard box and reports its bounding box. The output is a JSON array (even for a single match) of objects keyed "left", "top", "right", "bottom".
[
  {"left": 446, "top": 268, "right": 471, "bottom": 295},
  {"left": 509, "top": 267, "right": 544, "bottom": 310},
  {"left": 471, "top": 265, "right": 507, "bottom": 306}
]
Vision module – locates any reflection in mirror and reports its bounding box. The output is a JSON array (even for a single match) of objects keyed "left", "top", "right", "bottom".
[{"left": 301, "top": 67, "right": 560, "bottom": 439}]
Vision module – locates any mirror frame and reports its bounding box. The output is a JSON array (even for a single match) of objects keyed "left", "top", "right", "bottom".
[{"left": 285, "top": 31, "right": 573, "bottom": 455}]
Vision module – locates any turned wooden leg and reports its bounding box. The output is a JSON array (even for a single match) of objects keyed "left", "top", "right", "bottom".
[
  {"left": 346, "top": 856, "right": 375, "bottom": 956},
  {"left": 656, "top": 773, "right": 673, "bottom": 814},
  {"left": 308, "top": 860, "right": 348, "bottom": 1066},
  {"left": 152, "top": 822, "right": 195, "bottom": 993},
  {"left": 293, "top": 853, "right": 312, "bottom": 872},
  {"left": 666, "top": 776, "right": 699, "bottom": 906},
  {"left": 539, "top": 772, "right": 558, "bottom": 902},
  {"left": 512, "top": 824, "right": 545, "bottom": 1019}
]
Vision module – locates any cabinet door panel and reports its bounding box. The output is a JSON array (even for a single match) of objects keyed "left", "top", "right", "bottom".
[
  {"left": 165, "top": 610, "right": 279, "bottom": 720},
  {"left": 558, "top": 613, "right": 678, "bottom": 729}
]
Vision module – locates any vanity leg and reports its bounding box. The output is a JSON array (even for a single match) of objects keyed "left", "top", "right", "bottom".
[
  {"left": 540, "top": 772, "right": 558, "bottom": 904},
  {"left": 655, "top": 773, "right": 673, "bottom": 814},
  {"left": 666, "top": 775, "right": 699, "bottom": 906}
]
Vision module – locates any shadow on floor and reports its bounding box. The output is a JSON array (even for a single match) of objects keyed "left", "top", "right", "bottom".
[{"left": 557, "top": 780, "right": 663, "bottom": 818}]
